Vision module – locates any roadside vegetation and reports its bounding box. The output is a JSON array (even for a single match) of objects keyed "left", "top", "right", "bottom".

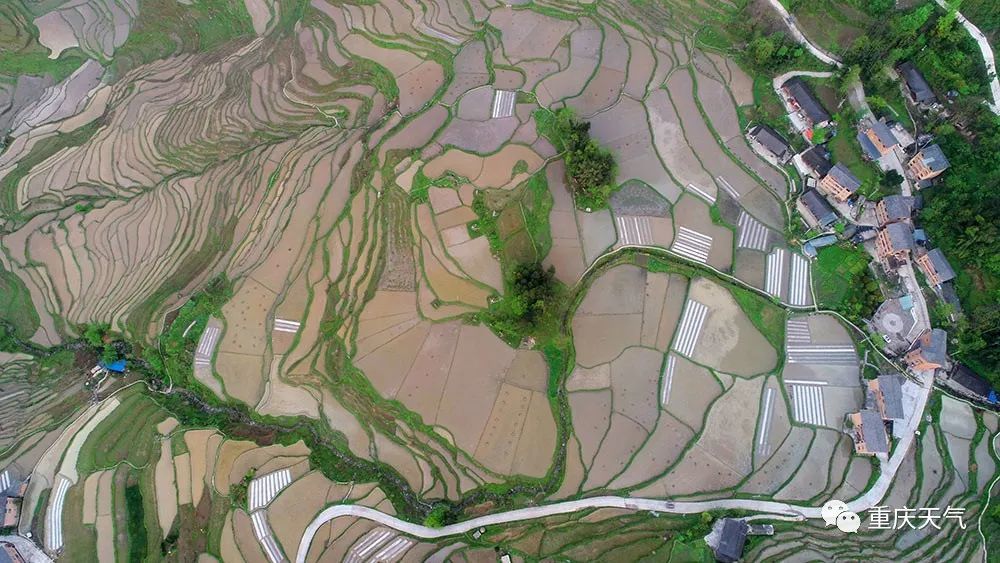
[{"left": 726, "top": 1, "right": 828, "bottom": 75}]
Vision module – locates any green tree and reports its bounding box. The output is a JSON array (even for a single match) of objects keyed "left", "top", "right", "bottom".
[
  {"left": 548, "top": 108, "right": 619, "bottom": 210},
  {"left": 423, "top": 505, "right": 449, "bottom": 528},
  {"left": 748, "top": 35, "right": 776, "bottom": 68},
  {"left": 507, "top": 262, "right": 556, "bottom": 325},
  {"left": 565, "top": 141, "right": 616, "bottom": 209},
  {"left": 82, "top": 322, "right": 109, "bottom": 348},
  {"left": 880, "top": 170, "right": 903, "bottom": 189},
  {"left": 838, "top": 65, "right": 862, "bottom": 96}
]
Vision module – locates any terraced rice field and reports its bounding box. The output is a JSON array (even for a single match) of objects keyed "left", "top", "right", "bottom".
[{"left": 0, "top": 0, "right": 997, "bottom": 561}]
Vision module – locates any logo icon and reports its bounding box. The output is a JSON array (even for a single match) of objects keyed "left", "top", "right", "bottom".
[
  {"left": 836, "top": 510, "right": 861, "bottom": 533},
  {"left": 821, "top": 499, "right": 848, "bottom": 526},
  {"left": 821, "top": 499, "right": 861, "bottom": 533}
]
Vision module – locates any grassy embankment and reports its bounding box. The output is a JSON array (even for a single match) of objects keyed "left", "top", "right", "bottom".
[
  {"left": 0, "top": 264, "right": 40, "bottom": 342},
  {"left": 810, "top": 244, "right": 882, "bottom": 325}
]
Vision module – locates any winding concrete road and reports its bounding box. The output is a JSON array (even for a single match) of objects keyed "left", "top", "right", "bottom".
[
  {"left": 0, "top": 536, "right": 54, "bottom": 563},
  {"left": 933, "top": 0, "right": 1000, "bottom": 115},
  {"left": 764, "top": 0, "right": 842, "bottom": 67},
  {"left": 294, "top": 370, "right": 932, "bottom": 562}
]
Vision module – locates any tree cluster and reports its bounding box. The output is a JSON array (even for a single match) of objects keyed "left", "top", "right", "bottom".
[
  {"left": 81, "top": 322, "right": 123, "bottom": 364},
  {"left": 506, "top": 262, "right": 557, "bottom": 326},
  {"left": 486, "top": 261, "right": 560, "bottom": 343},
  {"left": 551, "top": 108, "right": 618, "bottom": 210},
  {"left": 727, "top": 4, "right": 807, "bottom": 74}
]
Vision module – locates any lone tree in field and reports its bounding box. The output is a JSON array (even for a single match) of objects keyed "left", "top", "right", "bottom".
[
  {"left": 550, "top": 108, "right": 618, "bottom": 210},
  {"left": 507, "top": 261, "right": 557, "bottom": 325}
]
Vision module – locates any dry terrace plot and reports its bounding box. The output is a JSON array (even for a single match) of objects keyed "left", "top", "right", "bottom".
[
  {"left": 566, "top": 264, "right": 791, "bottom": 497},
  {"left": 354, "top": 291, "right": 555, "bottom": 478},
  {"left": 588, "top": 96, "right": 681, "bottom": 203},
  {"left": 565, "top": 266, "right": 690, "bottom": 492}
]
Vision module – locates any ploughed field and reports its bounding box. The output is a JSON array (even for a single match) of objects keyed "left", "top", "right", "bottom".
[{"left": 0, "top": 0, "right": 992, "bottom": 562}]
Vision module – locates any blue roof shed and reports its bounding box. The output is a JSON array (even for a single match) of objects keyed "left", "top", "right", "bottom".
[{"left": 101, "top": 359, "right": 127, "bottom": 373}]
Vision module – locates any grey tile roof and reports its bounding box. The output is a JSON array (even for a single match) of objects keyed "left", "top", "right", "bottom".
[
  {"left": 899, "top": 61, "right": 937, "bottom": 104},
  {"left": 826, "top": 163, "right": 862, "bottom": 192},
  {"left": 917, "top": 144, "right": 949, "bottom": 172},
  {"left": 783, "top": 78, "right": 831, "bottom": 124},
  {"left": 800, "top": 189, "right": 837, "bottom": 227},
  {"left": 877, "top": 374, "right": 905, "bottom": 419},
  {"left": 857, "top": 131, "right": 882, "bottom": 160},
  {"left": 870, "top": 120, "right": 899, "bottom": 148},
  {"left": 800, "top": 145, "right": 832, "bottom": 176},
  {"left": 860, "top": 409, "right": 890, "bottom": 454},
  {"left": 749, "top": 124, "right": 792, "bottom": 160},
  {"left": 885, "top": 222, "right": 915, "bottom": 251},
  {"left": 925, "top": 248, "right": 956, "bottom": 283},
  {"left": 716, "top": 519, "right": 748, "bottom": 562},
  {"left": 950, "top": 363, "right": 992, "bottom": 397},
  {"left": 881, "top": 195, "right": 914, "bottom": 222},
  {"left": 917, "top": 328, "right": 948, "bottom": 366}
]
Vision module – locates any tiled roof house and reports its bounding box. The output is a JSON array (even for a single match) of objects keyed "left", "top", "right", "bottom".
[{"left": 819, "top": 163, "right": 862, "bottom": 202}]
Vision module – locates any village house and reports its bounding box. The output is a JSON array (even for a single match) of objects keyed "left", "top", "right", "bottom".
[
  {"left": 898, "top": 61, "right": 937, "bottom": 106},
  {"left": 747, "top": 124, "right": 793, "bottom": 163},
  {"left": 875, "top": 221, "right": 915, "bottom": 264},
  {"left": 915, "top": 248, "right": 956, "bottom": 288},
  {"left": 782, "top": 77, "right": 832, "bottom": 135},
  {"left": 819, "top": 163, "right": 862, "bottom": 202},
  {"left": 861, "top": 119, "right": 900, "bottom": 157},
  {"left": 907, "top": 144, "right": 950, "bottom": 181},
  {"left": 874, "top": 195, "right": 916, "bottom": 227},
  {"left": 797, "top": 189, "right": 838, "bottom": 229},
  {"left": 849, "top": 409, "right": 890, "bottom": 457},
  {"left": 2, "top": 496, "right": 21, "bottom": 528},
  {"left": 869, "top": 374, "right": 906, "bottom": 422},
  {"left": 948, "top": 363, "right": 997, "bottom": 405},
  {"left": 712, "top": 519, "right": 749, "bottom": 563},
  {"left": 904, "top": 328, "right": 949, "bottom": 372},
  {"left": 0, "top": 470, "right": 27, "bottom": 529},
  {"left": 796, "top": 145, "right": 832, "bottom": 179}
]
